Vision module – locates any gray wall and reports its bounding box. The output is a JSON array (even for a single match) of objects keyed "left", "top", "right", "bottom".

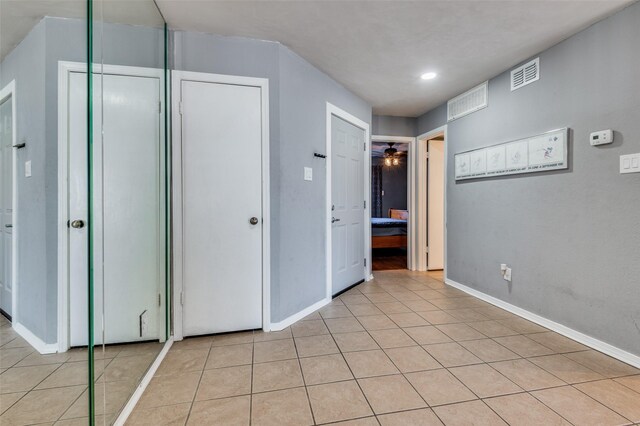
[
  {"left": 372, "top": 115, "right": 416, "bottom": 137},
  {"left": 373, "top": 157, "right": 408, "bottom": 215},
  {"left": 417, "top": 2, "right": 640, "bottom": 356},
  {"left": 173, "top": 32, "right": 371, "bottom": 322}
]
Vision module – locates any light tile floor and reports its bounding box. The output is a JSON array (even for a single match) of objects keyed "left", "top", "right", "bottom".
[
  {"left": 127, "top": 270, "right": 640, "bottom": 425},
  {"left": 0, "top": 315, "right": 163, "bottom": 425}
]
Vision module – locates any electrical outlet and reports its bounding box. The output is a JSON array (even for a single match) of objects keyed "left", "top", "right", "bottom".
[
  {"left": 500, "top": 264, "right": 508, "bottom": 272},
  {"left": 504, "top": 267, "right": 512, "bottom": 282}
]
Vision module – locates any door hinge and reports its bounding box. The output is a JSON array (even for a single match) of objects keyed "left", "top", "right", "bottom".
[
  {"left": 158, "top": 101, "right": 162, "bottom": 114},
  {"left": 180, "top": 291, "right": 184, "bottom": 305},
  {"left": 364, "top": 258, "right": 367, "bottom": 267},
  {"left": 178, "top": 101, "right": 183, "bottom": 115},
  {"left": 425, "top": 152, "right": 430, "bottom": 159},
  {"left": 158, "top": 293, "right": 161, "bottom": 307},
  {"left": 425, "top": 246, "right": 429, "bottom": 253},
  {"left": 363, "top": 142, "right": 366, "bottom": 151},
  {"left": 363, "top": 200, "right": 366, "bottom": 209}
]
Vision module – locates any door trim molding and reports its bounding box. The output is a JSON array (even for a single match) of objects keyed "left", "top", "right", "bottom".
[
  {"left": 171, "top": 70, "right": 271, "bottom": 339},
  {"left": 416, "top": 125, "right": 448, "bottom": 273},
  {"left": 0, "top": 80, "right": 18, "bottom": 328},
  {"left": 371, "top": 135, "right": 416, "bottom": 270},
  {"left": 57, "top": 61, "right": 166, "bottom": 352},
  {"left": 326, "top": 103, "right": 371, "bottom": 299}
]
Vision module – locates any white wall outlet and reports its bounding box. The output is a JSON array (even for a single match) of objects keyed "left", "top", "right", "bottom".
[
  {"left": 504, "top": 267, "right": 512, "bottom": 282},
  {"left": 304, "top": 167, "right": 313, "bottom": 181},
  {"left": 500, "top": 264, "right": 508, "bottom": 272},
  {"left": 590, "top": 129, "right": 613, "bottom": 146},
  {"left": 25, "top": 160, "right": 32, "bottom": 177},
  {"left": 620, "top": 153, "right": 640, "bottom": 174}
]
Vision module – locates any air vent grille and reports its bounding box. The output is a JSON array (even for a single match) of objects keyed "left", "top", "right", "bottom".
[
  {"left": 447, "top": 81, "right": 488, "bottom": 122},
  {"left": 511, "top": 58, "right": 539, "bottom": 91}
]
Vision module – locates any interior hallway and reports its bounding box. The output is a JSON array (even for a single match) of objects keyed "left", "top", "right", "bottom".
[{"left": 126, "top": 270, "right": 640, "bottom": 425}]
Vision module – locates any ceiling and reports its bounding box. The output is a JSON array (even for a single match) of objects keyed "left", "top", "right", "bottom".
[
  {"left": 156, "top": 0, "right": 634, "bottom": 116},
  {"left": 2, "top": 1, "right": 634, "bottom": 117}
]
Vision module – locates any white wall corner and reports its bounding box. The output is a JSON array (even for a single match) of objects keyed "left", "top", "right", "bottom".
[
  {"left": 269, "top": 297, "right": 331, "bottom": 331},
  {"left": 13, "top": 322, "right": 58, "bottom": 355}
]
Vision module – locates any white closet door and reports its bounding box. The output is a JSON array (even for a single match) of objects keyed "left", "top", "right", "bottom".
[{"left": 0, "top": 96, "right": 12, "bottom": 316}]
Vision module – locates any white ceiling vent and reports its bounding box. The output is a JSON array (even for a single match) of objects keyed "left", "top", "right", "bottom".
[
  {"left": 511, "top": 57, "right": 539, "bottom": 91},
  {"left": 447, "top": 81, "right": 488, "bottom": 122}
]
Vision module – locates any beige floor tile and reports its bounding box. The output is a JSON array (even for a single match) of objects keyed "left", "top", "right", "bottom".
[
  {"left": 565, "top": 350, "right": 640, "bottom": 378},
  {"left": 467, "top": 320, "right": 519, "bottom": 338},
  {"left": 416, "top": 310, "right": 460, "bottom": 325},
  {"left": 155, "top": 349, "right": 208, "bottom": 376},
  {"left": 358, "top": 374, "right": 426, "bottom": 414},
  {"left": 299, "top": 354, "right": 353, "bottom": 385},
  {"left": 435, "top": 324, "right": 486, "bottom": 341},
  {"left": 252, "top": 387, "right": 313, "bottom": 426},
  {"left": 329, "top": 417, "right": 379, "bottom": 425},
  {"left": 526, "top": 331, "right": 588, "bottom": 353},
  {"left": 575, "top": 379, "right": 640, "bottom": 422},
  {"left": 128, "top": 402, "right": 191, "bottom": 425},
  {"left": 320, "top": 305, "right": 354, "bottom": 319},
  {"left": 36, "top": 361, "right": 101, "bottom": 390},
  {"left": 295, "top": 334, "right": 340, "bottom": 358},
  {"left": 366, "top": 293, "right": 398, "bottom": 303},
  {"left": 211, "top": 332, "right": 254, "bottom": 347},
  {"left": 14, "top": 352, "right": 72, "bottom": 368},
  {"left": 253, "top": 339, "right": 297, "bottom": 363},
  {"left": 56, "top": 416, "right": 90, "bottom": 425},
  {"left": 529, "top": 354, "right": 604, "bottom": 383},
  {"left": 484, "top": 393, "right": 571, "bottom": 426},
  {"left": 356, "top": 315, "right": 398, "bottom": 330},
  {"left": 253, "top": 328, "right": 292, "bottom": 342},
  {"left": 433, "top": 400, "right": 508, "bottom": 425},
  {"left": 497, "top": 317, "right": 547, "bottom": 334},
  {"left": 325, "top": 317, "right": 365, "bottom": 334},
  {"left": 0, "top": 385, "right": 85, "bottom": 425},
  {"left": 473, "top": 306, "right": 515, "bottom": 320},
  {"left": 490, "top": 359, "right": 565, "bottom": 390},
  {"left": 405, "top": 369, "right": 476, "bottom": 406},
  {"left": 414, "top": 290, "right": 447, "bottom": 300},
  {"left": 378, "top": 408, "right": 444, "bottom": 425},
  {"left": 0, "top": 347, "right": 38, "bottom": 369},
  {"left": 375, "top": 302, "right": 412, "bottom": 315},
  {"left": 137, "top": 371, "right": 201, "bottom": 408},
  {"left": 340, "top": 294, "right": 371, "bottom": 306},
  {"left": 189, "top": 396, "right": 250, "bottom": 425},
  {"left": 291, "top": 320, "right": 329, "bottom": 337},
  {"left": 449, "top": 364, "right": 522, "bottom": 398},
  {"left": 344, "top": 350, "right": 399, "bottom": 378},
  {"left": 333, "top": 332, "right": 379, "bottom": 352},
  {"left": 445, "top": 309, "right": 488, "bottom": 322},
  {"left": 252, "top": 359, "right": 303, "bottom": 393},
  {"left": 384, "top": 346, "right": 441, "bottom": 373},
  {"left": 388, "top": 312, "right": 429, "bottom": 328},
  {"left": 0, "top": 392, "right": 26, "bottom": 415},
  {"left": 307, "top": 380, "right": 372, "bottom": 424},
  {"left": 195, "top": 365, "right": 252, "bottom": 401},
  {"left": 205, "top": 343, "right": 253, "bottom": 369},
  {"left": 100, "top": 354, "right": 156, "bottom": 383},
  {"left": 389, "top": 291, "right": 424, "bottom": 302},
  {"left": 300, "top": 312, "right": 322, "bottom": 321},
  {"left": 460, "top": 339, "right": 519, "bottom": 362},
  {"left": 0, "top": 364, "right": 59, "bottom": 393},
  {"left": 423, "top": 342, "right": 482, "bottom": 367},
  {"left": 615, "top": 375, "right": 640, "bottom": 393},
  {"left": 170, "top": 336, "right": 214, "bottom": 352},
  {"left": 402, "top": 300, "right": 439, "bottom": 312},
  {"left": 369, "top": 329, "right": 417, "bottom": 348},
  {"left": 532, "top": 386, "right": 628, "bottom": 426},
  {"left": 62, "top": 379, "right": 137, "bottom": 419},
  {"left": 347, "top": 304, "right": 384, "bottom": 317},
  {"left": 493, "top": 335, "right": 555, "bottom": 357}
]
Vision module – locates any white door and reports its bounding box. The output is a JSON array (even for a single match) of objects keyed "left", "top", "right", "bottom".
[
  {"left": 427, "top": 139, "right": 444, "bottom": 270},
  {"left": 180, "top": 80, "right": 263, "bottom": 337},
  {"left": 69, "top": 71, "right": 161, "bottom": 346},
  {"left": 331, "top": 115, "right": 365, "bottom": 295},
  {"left": 0, "top": 95, "right": 13, "bottom": 316}
]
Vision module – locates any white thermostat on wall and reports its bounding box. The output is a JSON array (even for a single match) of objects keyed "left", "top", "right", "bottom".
[{"left": 590, "top": 129, "right": 613, "bottom": 146}]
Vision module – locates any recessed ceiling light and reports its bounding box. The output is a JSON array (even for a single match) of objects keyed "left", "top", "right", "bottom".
[{"left": 421, "top": 72, "right": 437, "bottom": 80}]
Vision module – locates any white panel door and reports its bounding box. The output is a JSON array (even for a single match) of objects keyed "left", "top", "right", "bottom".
[
  {"left": 69, "top": 72, "right": 161, "bottom": 346},
  {"left": 180, "top": 80, "right": 262, "bottom": 337},
  {"left": 331, "top": 115, "right": 365, "bottom": 295},
  {"left": 0, "top": 96, "right": 12, "bottom": 316},
  {"left": 427, "top": 139, "right": 444, "bottom": 270}
]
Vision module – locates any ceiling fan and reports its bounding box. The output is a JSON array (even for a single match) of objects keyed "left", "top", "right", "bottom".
[{"left": 384, "top": 143, "right": 400, "bottom": 166}]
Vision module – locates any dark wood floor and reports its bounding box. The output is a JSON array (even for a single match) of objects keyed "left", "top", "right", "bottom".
[{"left": 372, "top": 248, "right": 407, "bottom": 271}]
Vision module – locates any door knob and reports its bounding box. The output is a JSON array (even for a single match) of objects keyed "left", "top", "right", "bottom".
[
  {"left": 331, "top": 217, "right": 340, "bottom": 223},
  {"left": 70, "top": 220, "right": 85, "bottom": 229},
  {"left": 4, "top": 224, "right": 12, "bottom": 228},
  {"left": 249, "top": 217, "right": 259, "bottom": 225}
]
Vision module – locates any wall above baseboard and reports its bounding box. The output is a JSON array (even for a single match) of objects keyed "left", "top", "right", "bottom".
[{"left": 445, "top": 278, "right": 640, "bottom": 369}]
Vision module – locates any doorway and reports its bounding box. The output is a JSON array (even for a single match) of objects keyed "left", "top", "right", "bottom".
[
  {"left": 172, "top": 71, "right": 270, "bottom": 339},
  {"left": 0, "top": 81, "right": 16, "bottom": 321},
  {"left": 326, "top": 104, "right": 371, "bottom": 297}
]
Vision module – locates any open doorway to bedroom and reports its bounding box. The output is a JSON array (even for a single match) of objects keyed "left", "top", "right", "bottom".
[{"left": 370, "top": 136, "right": 413, "bottom": 271}]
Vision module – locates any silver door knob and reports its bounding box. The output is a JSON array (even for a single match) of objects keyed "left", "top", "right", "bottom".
[
  {"left": 332, "top": 217, "right": 340, "bottom": 223},
  {"left": 249, "top": 217, "right": 259, "bottom": 225},
  {"left": 71, "top": 220, "right": 85, "bottom": 229}
]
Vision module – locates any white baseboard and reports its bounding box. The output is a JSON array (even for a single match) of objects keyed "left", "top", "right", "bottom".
[
  {"left": 113, "top": 338, "right": 173, "bottom": 426},
  {"left": 270, "top": 298, "right": 331, "bottom": 331},
  {"left": 13, "top": 322, "right": 58, "bottom": 354},
  {"left": 445, "top": 278, "right": 640, "bottom": 369}
]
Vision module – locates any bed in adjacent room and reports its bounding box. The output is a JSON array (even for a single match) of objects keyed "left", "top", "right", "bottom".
[{"left": 371, "top": 209, "right": 407, "bottom": 248}]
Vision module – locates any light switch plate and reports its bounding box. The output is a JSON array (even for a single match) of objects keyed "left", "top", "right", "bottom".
[
  {"left": 25, "top": 160, "right": 32, "bottom": 177},
  {"left": 304, "top": 167, "right": 313, "bottom": 181},
  {"left": 620, "top": 153, "right": 640, "bottom": 174}
]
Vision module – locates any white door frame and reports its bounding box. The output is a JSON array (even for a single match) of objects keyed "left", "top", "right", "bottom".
[
  {"left": 0, "top": 81, "right": 18, "bottom": 323},
  {"left": 57, "top": 61, "right": 166, "bottom": 352},
  {"left": 326, "top": 103, "right": 371, "bottom": 299},
  {"left": 371, "top": 135, "right": 417, "bottom": 270},
  {"left": 171, "top": 71, "right": 271, "bottom": 340},
  {"left": 416, "top": 125, "right": 448, "bottom": 273}
]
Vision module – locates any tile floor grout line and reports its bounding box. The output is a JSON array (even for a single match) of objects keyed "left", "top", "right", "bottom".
[
  {"left": 569, "top": 380, "right": 636, "bottom": 424},
  {"left": 289, "top": 330, "right": 317, "bottom": 425},
  {"left": 182, "top": 344, "right": 211, "bottom": 426}
]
